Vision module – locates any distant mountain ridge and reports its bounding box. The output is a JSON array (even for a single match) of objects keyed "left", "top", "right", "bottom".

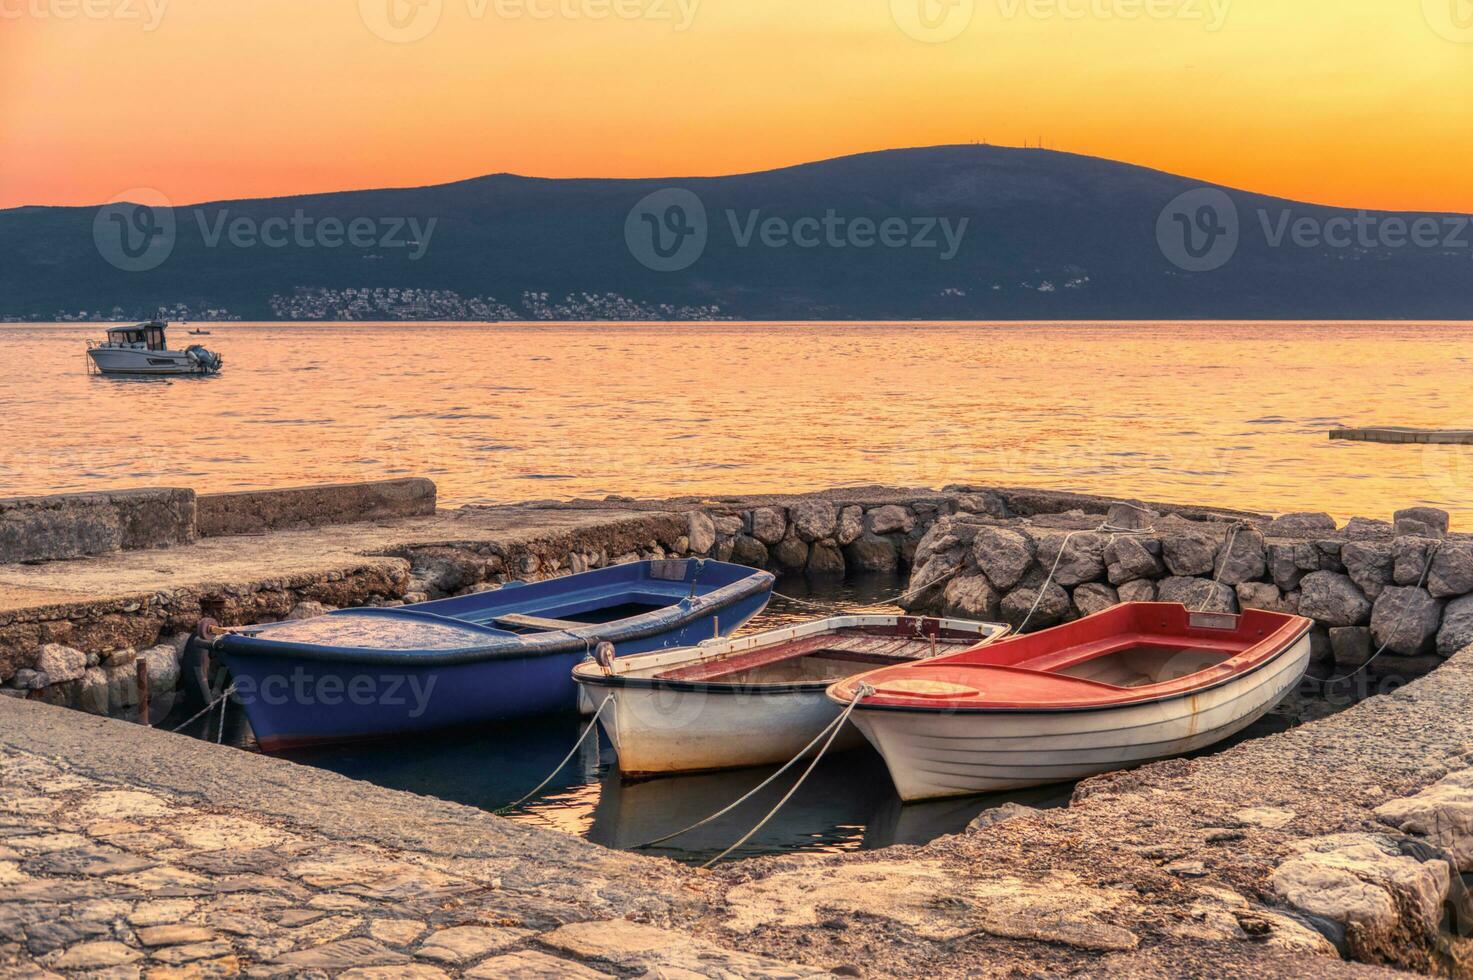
[{"left": 3, "top": 145, "right": 1471, "bottom": 320}]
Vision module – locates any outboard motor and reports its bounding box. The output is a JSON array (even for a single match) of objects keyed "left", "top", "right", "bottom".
[{"left": 185, "top": 345, "right": 224, "bottom": 374}]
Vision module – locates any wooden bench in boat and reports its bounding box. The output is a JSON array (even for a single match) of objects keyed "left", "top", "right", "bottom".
[
  {"left": 494, "top": 613, "right": 588, "bottom": 632},
  {"left": 655, "top": 633, "right": 952, "bottom": 683}
]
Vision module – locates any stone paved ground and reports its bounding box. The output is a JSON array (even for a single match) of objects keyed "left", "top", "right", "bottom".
[{"left": 4, "top": 645, "right": 1473, "bottom": 977}]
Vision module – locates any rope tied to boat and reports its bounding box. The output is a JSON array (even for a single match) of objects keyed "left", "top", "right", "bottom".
[
  {"left": 1303, "top": 538, "right": 1446, "bottom": 689},
  {"left": 496, "top": 693, "right": 616, "bottom": 815},
  {"left": 1015, "top": 518, "right": 1160, "bottom": 635},
  {"left": 170, "top": 683, "right": 237, "bottom": 735},
  {"left": 696, "top": 683, "right": 875, "bottom": 869}
]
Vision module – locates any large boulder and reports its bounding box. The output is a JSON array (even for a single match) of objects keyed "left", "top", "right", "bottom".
[
  {"left": 1104, "top": 536, "right": 1163, "bottom": 585},
  {"left": 285, "top": 600, "right": 332, "bottom": 621},
  {"left": 1214, "top": 529, "right": 1267, "bottom": 586},
  {"left": 1439, "top": 595, "right": 1473, "bottom": 658},
  {"left": 1034, "top": 532, "right": 1107, "bottom": 588},
  {"left": 789, "top": 500, "right": 838, "bottom": 543},
  {"left": 1394, "top": 507, "right": 1450, "bottom": 539},
  {"left": 1343, "top": 517, "right": 1394, "bottom": 540},
  {"left": 1162, "top": 534, "right": 1217, "bottom": 577},
  {"left": 772, "top": 534, "right": 810, "bottom": 573},
  {"left": 140, "top": 643, "right": 181, "bottom": 702},
  {"left": 1266, "top": 541, "right": 1321, "bottom": 592},
  {"left": 866, "top": 505, "right": 916, "bottom": 536},
  {"left": 971, "top": 527, "right": 1036, "bottom": 591},
  {"left": 1329, "top": 627, "right": 1373, "bottom": 672},
  {"left": 686, "top": 511, "right": 718, "bottom": 555},
  {"left": 805, "top": 541, "right": 845, "bottom": 579},
  {"left": 1105, "top": 501, "right": 1156, "bottom": 531},
  {"left": 1270, "top": 833, "right": 1451, "bottom": 965},
  {"left": 844, "top": 532, "right": 899, "bottom": 573},
  {"left": 1297, "top": 572, "right": 1372, "bottom": 627},
  {"left": 1118, "top": 580, "right": 1157, "bottom": 603},
  {"left": 750, "top": 508, "right": 787, "bottom": 545},
  {"left": 1393, "top": 537, "right": 1439, "bottom": 586},
  {"left": 1370, "top": 587, "right": 1444, "bottom": 657},
  {"left": 1157, "top": 577, "right": 1237, "bottom": 614},
  {"left": 36, "top": 643, "right": 87, "bottom": 685},
  {"left": 999, "top": 581, "right": 1071, "bottom": 632},
  {"left": 1072, "top": 583, "right": 1119, "bottom": 619},
  {"left": 1375, "top": 770, "right": 1473, "bottom": 872},
  {"left": 836, "top": 506, "right": 865, "bottom": 547},
  {"left": 1266, "top": 512, "right": 1338, "bottom": 537},
  {"left": 1429, "top": 541, "right": 1473, "bottom": 598},
  {"left": 943, "top": 575, "right": 1002, "bottom": 621},
  {"left": 1237, "top": 582, "right": 1292, "bottom": 614},
  {"left": 730, "top": 535, "right": 769, "bottom": 568},
  {"left": 1342, "top": 541, "right": 1395, "bottom": 601}
]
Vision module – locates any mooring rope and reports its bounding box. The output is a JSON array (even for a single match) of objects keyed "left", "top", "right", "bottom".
[
  {"left": 772, "top": 566, "right": 963, "bottom": 616},
  {"left": 1014, "top": 518, "right": 1159, "bottom": 635},
  {"left": 698, "top": 684, "right": 875, "bottom": 869},
  {"left": 496, "top": 694, "right": 615, "bottom": 814},
  {"left": 1303, "top": 539, "right": 1445, "bottom": 689},
  {"left": 170, "top": 683, "right": 237, "bottom": 734},
  {"left": 635, "top": 700, "right": 856, "bottom": 850}
]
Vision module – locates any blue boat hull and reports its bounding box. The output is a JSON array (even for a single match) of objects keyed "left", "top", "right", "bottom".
[{"left": 210, "top": 560, "right": 772, "bottom": 750}]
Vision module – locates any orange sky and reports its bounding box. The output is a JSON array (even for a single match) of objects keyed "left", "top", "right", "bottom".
[{"left": 2, "top": 0, "right": 1471, "bottom": 212}]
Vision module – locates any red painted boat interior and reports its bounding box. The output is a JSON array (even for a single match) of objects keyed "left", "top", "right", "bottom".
[{"left": 830, "top": 603, "right": 1312, "bottom": 710}]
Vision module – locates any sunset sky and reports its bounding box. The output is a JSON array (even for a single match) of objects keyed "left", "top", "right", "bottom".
[{"left": 2, "top": 0, "right": 1471, "bottom": 212}]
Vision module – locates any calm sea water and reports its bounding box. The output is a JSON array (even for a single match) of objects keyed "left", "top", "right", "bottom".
[{"left": 3, "top": 321, "right": 1471, "bottom": 522}]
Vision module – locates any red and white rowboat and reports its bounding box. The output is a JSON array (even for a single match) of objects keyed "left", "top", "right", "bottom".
[{"left": 828, "top": 603, "right": 1313, "bottom": 802}]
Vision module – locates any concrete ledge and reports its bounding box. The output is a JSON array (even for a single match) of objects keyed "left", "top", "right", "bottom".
[
  {"left": 196, "top": 478, "right": 437, "bottom": 536},
  {"left": 0, "top": 488, "right": 195, "bottom": 564}
]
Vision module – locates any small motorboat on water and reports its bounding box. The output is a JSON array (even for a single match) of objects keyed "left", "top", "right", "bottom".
[
  {"left": 573, "top": 615, "right": 1009, "bottom": 777},
  {"left": 86, "top": 320, "right": 223, "bottom": 376},
  {"left": 195, "top": 559, "right": 774, "bottom": 751},
  {"left": 188, "top": 328, "right": 212, "bottom": 336},
  {"left": 829, "top": 603, "right": 1313, "bottom": 802}
]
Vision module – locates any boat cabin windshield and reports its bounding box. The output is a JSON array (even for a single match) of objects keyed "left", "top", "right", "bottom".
[{"left": 106, "top": 323, "right": 167, "bottom": 350}]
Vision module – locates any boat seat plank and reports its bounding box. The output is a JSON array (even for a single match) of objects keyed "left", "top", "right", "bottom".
[
  {"left": 494, "top": 613, "right": 588, "bottom": 632},
  {"left": 1013, "top": 633, "right": 1244, "bottom": 674}
]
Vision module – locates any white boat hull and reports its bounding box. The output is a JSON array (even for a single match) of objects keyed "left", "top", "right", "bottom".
[
  {"left": 87, "top": 347, "right": 215, "bottom": 376},
  {"left": 597, "top": 684, "right": 866, "bottom": 776},
  {"left": 850, "top": 634, "right": 1312, "bottom": 802}
]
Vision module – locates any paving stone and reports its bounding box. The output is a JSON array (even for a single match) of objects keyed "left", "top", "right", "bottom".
[
  {"left": 46, "top": 940, "right": 142, "bottom": 970},
  {"left": 110, "top": 866, "right": 211, "bottom": 893},
  {"left": 136, "top": 924, "right": 215, "bottom": 947},
  {"left": 275, "top": 909, "right": 327, "bottom": 928},
  {"left": 368, "top": 918, "right": 426, "bottom": 947},
  {"left": 127, "top": 900, "right": 197, "bottom": 927},
  {"left": 414, "top": 925, "right": 531, "bottom": 964},
  {"left": 466, "top": 950, "right": 614, "bottom": 979},
  {"left": 22, "top": 844, "right": 156, "bottom": 878},
  {"left": 146, "top": 956, "right": 240, "bottom": 979},
  {"left": 268, "top": 938, "right": 411, "bottom": 970},
  {"left": 148, "top": 941, "right": 235, "bottom": 965},
  {"left": 543, "top": 919, "right": 832, "bottom": 978},
  {"left": 76, "top": 791, "right": 173, "bottom": 820},
  {"left": 340, "top": 966, "right": 452, "bottom": 980},
  {"left": 165, "top": 815, "right": 296, "bottom": 853}
]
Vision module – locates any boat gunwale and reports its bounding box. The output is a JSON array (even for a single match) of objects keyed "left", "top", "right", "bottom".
[
  {"left": 213, "top": 561, "right": 775, "bottom": 667},
  {"left": 829, "top": 610, "right": 1313, "bottom": 716},
  {"left": 573, "top": 615, "right": 1009, "bottom": 696}
]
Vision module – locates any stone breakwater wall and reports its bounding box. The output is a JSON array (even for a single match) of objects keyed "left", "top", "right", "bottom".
[
  {"left": 0, "top": 489, "right": 196, "bottom": 564},
  {"left": 195, "top": 478, "right": 436, "bottom": 537},
  {"left": 903, "top": 500, "right": 1473, "bottom": 679}
]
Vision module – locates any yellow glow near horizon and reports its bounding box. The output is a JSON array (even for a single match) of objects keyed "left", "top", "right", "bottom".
[{"left": 2, "top": 0, "right": 1471, "bottom": 211}]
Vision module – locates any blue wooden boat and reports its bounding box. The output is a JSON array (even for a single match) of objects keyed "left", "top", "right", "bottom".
[{"left": 201, "top": 559, "right": 774, "bottom": 751}]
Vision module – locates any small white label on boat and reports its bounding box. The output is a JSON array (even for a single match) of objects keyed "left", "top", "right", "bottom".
[{"left": 1189, "top": 612, "right": 1239, "bottom": 631}]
